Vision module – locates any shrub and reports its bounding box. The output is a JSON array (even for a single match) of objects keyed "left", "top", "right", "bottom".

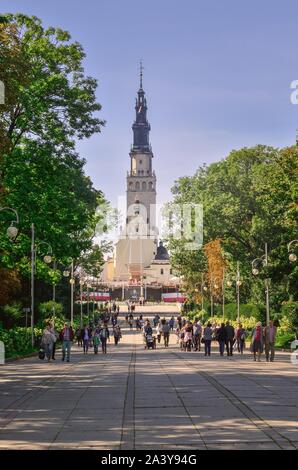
[
  {"left": 217, "top": 303, "right": 263, "bottom": 321},
  {"left": 0, "top": 327, "right": 42, "bottom": 359},
  {"left": 280, "top": 302, "right": 298, "bottom": 335},
  {"left": 0, "top": 302, "right": 23, "bottom": 328}
]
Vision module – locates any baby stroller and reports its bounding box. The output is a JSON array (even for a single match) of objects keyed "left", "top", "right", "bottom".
[{"left": 144, "top": 334, "right": 156, "bottom": 350}]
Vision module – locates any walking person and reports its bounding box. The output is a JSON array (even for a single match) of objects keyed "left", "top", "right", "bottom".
[
  {"left": 169, "top": 316, "right": 175, "bottom": 331},
  {"left": 161, "top": 318, "right": 170, "bottom": 348},
  {"left": 216, "top": 323, "right": 227, "bottom": 356},
  {"left": 59, "top": 322, "right": 74, "bottom": 362},
  {"left": 113, "top": 325, "right": 122, "bottom": 345},
  {"left": 235, "top": 323, "right": 246, "bottom": 354},
  {"left": 82, "top": 324, "right": 91, "bottom": 354},
  {"left": 156, "top": 322, "right": 162, "bottom": 344},
  {"left": 76, "top": 326, "right": 83, "bottom": 347},
  {"left": 193, "top": 320, "right": 202, "bottom": 351},
  {"left": 92, "top": 327, "right": 101, "bottom": 354},
  {"left": 183, "top": 323, "right": 193, "bottom": 352},
  {"left": 203, "top": 322, "right": 213, "bottom": 356},
  {"left": 250, "top": 321, "right": 264, "bottom": 362},
  {"left": 50, "top": 322, "right": 59, "bottom": 360},
  {"left": 224, "top": 321, "right": 235, "bottom": 356},
  {"left": 41, "top": 324, "right": 56, "bottom": 361},
  {"left": 264, "top": 320, "right": 277, "bottom": 362},
  {"left": 99, "top": 324, "right": 110, "bottom": 354}
]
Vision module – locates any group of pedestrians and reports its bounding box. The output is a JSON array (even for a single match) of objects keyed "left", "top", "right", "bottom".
[
  {"left": 251, "top": 320, "right": 277, "bottom": 362},
  {"left": 141, "top": 317, "right": 172, "bottom": 349},
  {"left": 79, "top": 324, "right": 111, "bottom": 355},
  {"left": 41, "top": 322, "right": 74, "bottom": 362},
  {"left": 177, "top": 319, "right": 248, "bottom": 357},
  {"left": 176, "top": 317, "right": 277, "bottom": 361},
  {"left": 41, "top": 315, "right": 122, "bottom": 362}
]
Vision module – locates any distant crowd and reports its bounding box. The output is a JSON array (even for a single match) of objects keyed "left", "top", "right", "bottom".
[{"left": 40, "top": 304, "right": 278, "bottom": 364}]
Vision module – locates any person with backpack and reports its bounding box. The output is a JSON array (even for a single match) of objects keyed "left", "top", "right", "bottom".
[
  {"left": 59, "top": 322, "right": 74, "bottom": 362},
  {"left": 235, "top": 323, "right": 246, "bottom": 354}
]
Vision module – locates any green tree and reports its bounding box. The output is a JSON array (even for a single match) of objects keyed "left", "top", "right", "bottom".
[{"left": 0, "top": 14, "right": 106, "bottom": 312}]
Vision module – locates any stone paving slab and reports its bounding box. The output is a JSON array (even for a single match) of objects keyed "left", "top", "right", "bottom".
[{"left": 0, "top": 306, "right": 297, "bottom": 450}]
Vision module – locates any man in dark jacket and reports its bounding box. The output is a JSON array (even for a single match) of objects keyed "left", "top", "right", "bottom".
[
  {"left": 216, "top": 323, "right": 227, "bottom": 356},
  {"left": 224, "top": 321, "right": 235, "bottom": 356}
]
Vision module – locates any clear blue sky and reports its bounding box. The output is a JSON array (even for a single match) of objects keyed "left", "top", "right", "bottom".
[{"left": 2, "top": 0, "right": 298, "bottom": 207}]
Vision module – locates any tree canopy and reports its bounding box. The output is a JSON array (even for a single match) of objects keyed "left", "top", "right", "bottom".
[
  {"left": 0, "top": 14, "right": 106, "bottom": 311},
  {"left": 168, "top": 145, "right": 298, "bottom": 308}
]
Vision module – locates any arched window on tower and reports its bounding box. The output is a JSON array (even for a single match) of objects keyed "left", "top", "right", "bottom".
[
  {"left": 142, "top": 181, "right": 146, "bottom": 190},
  {"left": 149, "top": 181, "right": 153, "bottom": 190},
  {"left": 135, "top": 181, "right": 140, "bottom": 190}
]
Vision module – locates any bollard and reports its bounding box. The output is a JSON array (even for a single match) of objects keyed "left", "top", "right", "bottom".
[
  {"left": 0, "top": 81, "right": 5, "bottom": 104},
  {"left": 0, "top": 341, "right": 5, "bottom": 365}
]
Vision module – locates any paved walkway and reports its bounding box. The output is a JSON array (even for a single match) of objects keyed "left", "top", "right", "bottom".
[{"left": 0, "top": 306, "right": 297, "bottom": 450}]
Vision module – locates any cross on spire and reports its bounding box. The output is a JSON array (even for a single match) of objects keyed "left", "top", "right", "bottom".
[{"left": 139, "top": 60, "right": 144, "bottom": 89}]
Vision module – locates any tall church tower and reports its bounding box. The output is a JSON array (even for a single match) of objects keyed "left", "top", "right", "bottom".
[
  {"left": 114, "top": 66, "right": 158, "bottom": 280},
  {"left": 126, "top": 65, "right": 156, "bottom": 235}
]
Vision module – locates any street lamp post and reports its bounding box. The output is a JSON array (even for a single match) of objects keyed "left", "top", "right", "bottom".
[
  {"left": 222, "top": 267, "right": 225, "bottom": 318},
  {"left": 63, "top": 259, "right": 75, "bottom": 326},
  {"left": 0, "top": 207, "right": 19, "bottom": 239},
  {"left": 87, "top": 282, "right": 91, "bottom": 319},
  {"left": 236, "top": 262, "right": 242, "bottom": 323},
  {"left": 79, "top": 279, "right": 84, "bottom": 328},
  {"left": 31, "top": 223, "right": 53, "bottom": 346},
  {"left": 252, "top": 243, "right": 270, "bottom": 327},
  {"left": 225, "top": 265, "right": 242, "bottom": 322},
  {"left": 201, "top": 273, "right": 204, "bottom": 312}
]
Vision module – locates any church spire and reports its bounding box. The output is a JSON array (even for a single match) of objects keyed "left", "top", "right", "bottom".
[{"left": 132, "top": 63, "right": 151, "bottom": 151}]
